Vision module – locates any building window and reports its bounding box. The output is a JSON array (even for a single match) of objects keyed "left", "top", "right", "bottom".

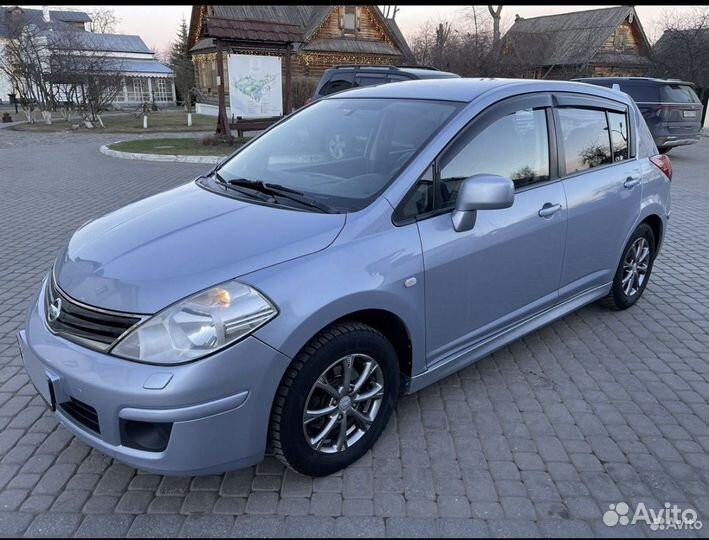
[
  {"left": 126, "top": 78, "right": 150, "bottom": 102},
  {"left": 343, "top": 6, "right": 357, "bottom": 35},
  {"left": 153, "top": 78, "right": 172, "bottom": 102}
]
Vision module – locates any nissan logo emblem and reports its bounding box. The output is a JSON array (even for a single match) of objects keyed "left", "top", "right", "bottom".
[{"left": 48, "top": 297, "right": 62, "bottom": 322}]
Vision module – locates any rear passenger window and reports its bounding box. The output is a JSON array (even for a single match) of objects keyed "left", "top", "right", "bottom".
[
  {"left": 439, "top": 108, "right": 550, "bottom": 208},
  {"left": 659, "top": 84, "right": 700, "bottom": 104},
  {"left": 618, "top": 84, "right": 658, "bottom": 102},
  {"left": 320, "top": 78, "right": 353, "bottom": 96},
  {"left": 355, "top": 75, "right": 387, "bottom": 87},
  {"left": 558, "top": 108, "right": 612, "bottom": 174},
  {"left": 607, "top": 112, "right": 628, "bottom": 162}
]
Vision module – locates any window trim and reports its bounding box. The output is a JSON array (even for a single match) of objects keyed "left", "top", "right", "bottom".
[
  {"left": 392, "top": 92, "right": 557, "bottom": 226},
  {"left": 553, "top": 100, "right": 636, "bottom": 180},
  {"left": 606, "top": 109, "right": 630, "bottom": 163}
]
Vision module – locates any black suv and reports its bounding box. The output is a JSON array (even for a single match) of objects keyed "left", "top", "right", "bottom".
[
  {"left": 574, "top": 77, "right": 704, "bottom": 153},
  {"left": 310, "top": 65, "right": 460, "bottom": 103}
]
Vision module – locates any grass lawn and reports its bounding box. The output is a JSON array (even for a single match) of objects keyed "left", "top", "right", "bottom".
[
  {"left": 11, "top": 112, "right": 217, "bottom": 133},
  {"left": 108, "top": 137, "right": 250, "bottom": 156}
]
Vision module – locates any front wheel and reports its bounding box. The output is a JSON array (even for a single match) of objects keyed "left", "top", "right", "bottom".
[
  {"left": 269, "top": 321, "right": 399, "bottom": 476},
  {"left": 601, "top": 223, "right": 656, "bottom": 310}
]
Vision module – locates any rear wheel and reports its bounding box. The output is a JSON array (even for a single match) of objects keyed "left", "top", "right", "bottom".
[
  {"left": 601, "top": 223, "right": 656, "bottom": 310},
  {"left": 269, "top": 321, "right": 399, "bottom": 476}
]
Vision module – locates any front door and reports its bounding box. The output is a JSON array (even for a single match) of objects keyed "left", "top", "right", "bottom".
[{"left": 412, "top": 96, "right": 568, "bottom": 367}]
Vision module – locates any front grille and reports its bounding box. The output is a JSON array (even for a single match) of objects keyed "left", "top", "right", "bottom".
[
  {"left": 45, "top": 276, "right": 143, "bottom": 353},
  {"left": 60, "top": 398, "right": 101, "bottom": 434}
]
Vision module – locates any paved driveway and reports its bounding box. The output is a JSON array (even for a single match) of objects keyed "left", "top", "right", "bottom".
[{"left": 0, "top": 129, "right": 707, "bottom": 538}]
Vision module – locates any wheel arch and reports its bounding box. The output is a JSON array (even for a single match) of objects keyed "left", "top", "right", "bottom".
[{"left": 640, "top": 214, "right": 663, "bottom": 257}]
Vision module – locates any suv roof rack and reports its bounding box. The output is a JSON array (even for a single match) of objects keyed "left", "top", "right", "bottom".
[
  {"left": 332, "top": 64, "right": 402, "bottom": 71},
  {"left": 398, "top": 65, "right": 440, "bottom": 71}
]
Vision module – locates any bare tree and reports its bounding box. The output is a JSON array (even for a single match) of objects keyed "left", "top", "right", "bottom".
[
  {"left": 652, "top": 7, "right": 709, "bottom": 108},
  {"left": 86, "top": 8, "right": 120, "bottom": 33},
  {"left": 49, "top": 30, "right": 126, "bottom": 125},
  {"left": 0, "top": 12, "right": 125, "bottom": 126},
  {"left": 488, "top": 5, "right": 503, "bottom": 54},
  {"left": 0, "top": 17, "right": 58, "bottom": 123},
  {"left": 409, "top": 8, "right": 496, "bottom": 76}
]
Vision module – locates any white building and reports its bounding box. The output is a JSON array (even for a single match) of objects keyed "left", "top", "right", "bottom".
[{"left": 0, "top": 5, "right": 175, "bottom": 106}]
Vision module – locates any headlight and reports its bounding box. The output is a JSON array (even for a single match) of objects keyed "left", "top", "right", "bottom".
[{"left": 112, "top": 281, "right": 277, "bottom": 364}]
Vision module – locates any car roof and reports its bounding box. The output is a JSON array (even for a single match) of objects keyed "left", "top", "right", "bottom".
[
  {"left": 325, "top": 65, "right": 459, "bottom": 79},
  {"left": 574, "top": 76, "right": 695, "bottom": 86},
  {"left": 326, "top": 77, "right": 633, "bottom": 104}
]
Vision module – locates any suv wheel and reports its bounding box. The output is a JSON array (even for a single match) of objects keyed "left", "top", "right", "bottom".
[
  {"left": 269, "top": 321, "right": 399, "bottom": 476},
  {"left": 601, "top": 223, "right": 656, "bottom": 310}
]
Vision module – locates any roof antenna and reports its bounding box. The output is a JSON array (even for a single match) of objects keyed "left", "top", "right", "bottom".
[{"left": 612, "top": 83, "right": 621, "bottom": 92}]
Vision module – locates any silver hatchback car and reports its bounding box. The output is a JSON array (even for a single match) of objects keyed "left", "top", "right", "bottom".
[{"left": 19, "top": 78, "right": 671, "bottom": 477}]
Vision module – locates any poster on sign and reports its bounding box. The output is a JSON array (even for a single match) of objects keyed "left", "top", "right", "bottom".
[{"left": 228, "top": 54, "right": 283, "bottom": 118}]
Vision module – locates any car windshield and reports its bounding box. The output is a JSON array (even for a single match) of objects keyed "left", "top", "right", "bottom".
[{"left": 216, "top": 98, "right": 462, "bottom": 212}]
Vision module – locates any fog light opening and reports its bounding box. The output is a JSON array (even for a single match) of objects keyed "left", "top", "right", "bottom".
[{"left": 120, "top": 419, "right": 173, "bottom": 452}]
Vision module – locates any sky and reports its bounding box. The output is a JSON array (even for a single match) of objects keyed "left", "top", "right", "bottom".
[{"left": 38, "top": 5, "right": 700, "bottom": 54}]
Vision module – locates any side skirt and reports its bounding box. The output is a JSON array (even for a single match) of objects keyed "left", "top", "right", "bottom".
[{"left": 406, "top": 282, "right": 612, "bottom": 394}]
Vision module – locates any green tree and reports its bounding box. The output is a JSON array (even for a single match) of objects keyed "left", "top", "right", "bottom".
[{"left": 169, "top": 17, "right": 196, "bottom": 125}]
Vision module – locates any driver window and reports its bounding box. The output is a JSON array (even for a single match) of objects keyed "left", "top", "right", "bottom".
[{"left": 438, "top": 108, "right": 550, "bottom": 210}]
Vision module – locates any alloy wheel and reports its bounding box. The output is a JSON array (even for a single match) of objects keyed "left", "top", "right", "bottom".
[
  {"left": 621, "top": 237, "right": 650, "bottom": 297},
  {"left": 302, "top": 354, "right": 384, "bottom": 454}
]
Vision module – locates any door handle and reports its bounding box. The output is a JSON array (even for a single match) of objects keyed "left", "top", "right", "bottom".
[
  {"left": 624, "top": 177, "right": 641, "bottom": 189},
  {"left": 538, "top": 203, "right": 562, "bottom": 218}
]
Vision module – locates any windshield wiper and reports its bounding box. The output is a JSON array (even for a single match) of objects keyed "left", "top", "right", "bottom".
[
  {"left": 210, "top": 171, "right": 269, "bottom": 201},
  {"left": 226, "top": 178, "right": 336, "bottom": 214}
]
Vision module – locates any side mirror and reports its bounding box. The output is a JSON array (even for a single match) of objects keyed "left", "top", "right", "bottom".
[{"left": 452, "top": 174, "right": 515, "bottom": 232}]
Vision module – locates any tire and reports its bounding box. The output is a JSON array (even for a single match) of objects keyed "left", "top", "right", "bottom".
[
  {"left": 659, "top": 147, "right": 672, "bottom": 155},
  {"left": 601, "top": 223, "right": 656, "bottom": 310},
  {"left": 269, "top": 321, "right": 399, "bottom": 476}
]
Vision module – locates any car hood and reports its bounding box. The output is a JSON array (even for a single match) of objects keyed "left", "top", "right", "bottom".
[{"left": 54, "top": 181, "right": 346, "bottom": 314}]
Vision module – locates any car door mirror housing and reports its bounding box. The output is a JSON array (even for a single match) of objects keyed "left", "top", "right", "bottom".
[{"left": 452, "top": 174, "right": 515, "bottom": 232}]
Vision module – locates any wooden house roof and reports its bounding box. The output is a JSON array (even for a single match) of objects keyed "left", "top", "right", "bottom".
[
  {"left": 501, "top": 6, "right": 651, "bottom": 67},
  {"left": 189, "top": 5, "right": 411, "bottom": 58}
]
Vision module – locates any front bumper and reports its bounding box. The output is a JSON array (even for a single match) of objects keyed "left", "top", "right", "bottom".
[{"left": 18, "top": 277, "right": 291, "bottom": 476}]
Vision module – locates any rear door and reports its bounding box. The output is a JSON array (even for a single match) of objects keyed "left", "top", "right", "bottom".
[{"left": 554, "top": 93, "right": 643, "bottom": 300}]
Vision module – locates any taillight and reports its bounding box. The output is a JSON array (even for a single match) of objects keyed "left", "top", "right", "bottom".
[{"left": 649, "top": 154, "right": 672, "bottom": 181}]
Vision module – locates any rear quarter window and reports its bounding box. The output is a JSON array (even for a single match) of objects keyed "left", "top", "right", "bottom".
[{"left": 659, "top": 84, "right": 700, "bottom": 104}]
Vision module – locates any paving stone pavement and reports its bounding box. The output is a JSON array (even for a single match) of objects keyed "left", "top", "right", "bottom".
[{"left": 0, "top": 128, "right": 707, "bottom": 538}]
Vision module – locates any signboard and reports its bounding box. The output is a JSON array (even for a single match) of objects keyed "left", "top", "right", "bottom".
[{"left": 228, "top": 54, "right": 283, "bottom": 118}]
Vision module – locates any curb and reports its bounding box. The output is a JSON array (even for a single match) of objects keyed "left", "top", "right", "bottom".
[{"left": 100, "top": 143, "right": 225, "bottom": 164}]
